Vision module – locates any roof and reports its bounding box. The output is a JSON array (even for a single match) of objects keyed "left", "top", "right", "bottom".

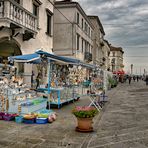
[
  {"left": 36, "top": 50, "right": 80, "bottom": 64},
  {"left": 9, "top": 50, "right": 80, "bottom": 64},
  {"left": 103, "top": 39, "right": 111, "bottom": 47},
  {"left": 8, "top": 53, "right": 41, "bottom": 64},
  {"left": 37, "top": 50, "right": 96, "bottom": 69},
  {"left": 8, "top": 50, "right": 97, "bottom": 69},
  {"left": 110, "top": 46, "right": 124, "bottom": 54},
  {"left": 88, "top": 15, "right": 105, "bottom": 35}
]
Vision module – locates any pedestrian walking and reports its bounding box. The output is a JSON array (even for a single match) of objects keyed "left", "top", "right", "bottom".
[
  {"left": 133, "top": 76, "right": 136, "bottom": 82},
  {"left": 145, "top": 75, "right": 148, "bottom": 85},
  {"left": 36, "top": 72, "right": 41, "bottom": 89},
  {"left": 137, "top": 76, "right": 139, "bottom": 82},
  {"left": 128, "top": 76, "right": 132, "bottom": 84},
  {"left": 31, "top": 71, "right": 34, "bottom": 88}
]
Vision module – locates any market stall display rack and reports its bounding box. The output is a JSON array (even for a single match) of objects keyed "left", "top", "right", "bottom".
[
  {"left": 37, "top": 86, "right": 83, "bottom": 108},
  {"left": 0, "top": 81, "right": 48, "bottom": 114},
  {"left": 8, "top": 50, "right": 100, "bottom": 110},
  {"left": 20, "top": 97, "right": 47, "bottom": 114},
  {"left": 11, "top": 88, "right": 47, "bottom": 113}
]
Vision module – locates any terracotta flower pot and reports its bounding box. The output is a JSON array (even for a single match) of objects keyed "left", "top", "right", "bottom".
[{"left": 76, "top": 117, "right": 93, "bottom": 132}]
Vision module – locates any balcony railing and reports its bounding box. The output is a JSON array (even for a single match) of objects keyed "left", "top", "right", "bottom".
[
  {"left": 0, "top": 0, "right": 37, "bottom": 32},
  {"left": 84, "top": 52, "right": 92, "bottom": 62}
]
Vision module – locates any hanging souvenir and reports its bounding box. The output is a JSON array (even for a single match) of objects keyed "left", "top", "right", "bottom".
[
  {"left": 18, "top": 104, "right": 21, "bottom": 115},
  {"left": 6, "top": 99, "right": 9, "bottom": 113}
]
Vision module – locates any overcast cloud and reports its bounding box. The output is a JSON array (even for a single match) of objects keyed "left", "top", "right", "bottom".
[{"left": 76, "top": 0, "right": 148, "bottom": 74}]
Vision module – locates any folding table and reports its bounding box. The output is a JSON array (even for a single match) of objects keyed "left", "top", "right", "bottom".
[{"left": 88, "top": 91, "right": 103, "bottom": 111}]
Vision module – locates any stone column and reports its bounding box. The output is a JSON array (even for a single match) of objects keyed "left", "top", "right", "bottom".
[{"left": 4, "top": 1, "right": 10, "bottom": 18}]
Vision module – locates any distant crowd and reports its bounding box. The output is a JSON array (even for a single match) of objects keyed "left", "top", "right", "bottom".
[
  {"left": 126, "top": 75, "right": 141, "bottom": 84},
  {"left": 117, "top": 75, "right": 148, "bottom": 85}
]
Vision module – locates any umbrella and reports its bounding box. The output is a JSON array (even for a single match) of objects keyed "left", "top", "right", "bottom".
[{"left": 113, "top": 70, "right": 125, "bottom": 75}]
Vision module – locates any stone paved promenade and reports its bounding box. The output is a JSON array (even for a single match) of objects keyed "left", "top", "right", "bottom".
[{"left": 0, "top": 80, "right": 148, "bottom": 148}]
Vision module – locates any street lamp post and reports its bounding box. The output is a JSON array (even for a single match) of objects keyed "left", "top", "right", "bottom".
[{"left": 131, "top": 64, "right": 133, "bottom": 75}]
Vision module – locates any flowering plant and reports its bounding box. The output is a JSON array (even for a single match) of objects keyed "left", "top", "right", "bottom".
[{"left": 72, "top": 106, "right": 98, "bottom": 118}]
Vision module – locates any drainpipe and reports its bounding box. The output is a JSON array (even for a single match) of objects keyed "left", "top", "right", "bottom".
[{"left": 72, "top": 23, "right": 74, "bottom": 56}]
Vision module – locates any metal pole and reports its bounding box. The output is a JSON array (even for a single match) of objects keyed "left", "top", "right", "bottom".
[{"left": 47, "top": 61, "right": 51, "bottom": 109}]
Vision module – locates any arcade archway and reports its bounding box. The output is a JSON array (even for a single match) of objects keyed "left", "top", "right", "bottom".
[
  {"left": 0, "top": 37, "right": 24, "bottom": 73},
  {"left": 0, "top": 37, "right": 22, "bottom": 63}
]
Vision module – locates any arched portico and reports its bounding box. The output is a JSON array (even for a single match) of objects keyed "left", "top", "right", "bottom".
[{"left": 0, "top": 37, "right": 22, "bottom": 63}]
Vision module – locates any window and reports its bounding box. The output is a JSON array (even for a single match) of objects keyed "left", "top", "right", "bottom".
[
  {"left": 82, "top": 38, "right": 84, "bottom": 52},
  {"left": 88, "top": 27, "right": 90, "bottom": 36},
  {"left": 91, "top": 30, "right": 93, "bottom": 39},
  {"left": 88, "top": 44, "right": 91, "bottom": 53},
  {"left": 113, "top": 52, "right": 115, "bottom": 57},
  {"left": 111, "top": 58, "right": 115, "bottom": 64},
  {"left": 33, "top": 0, "right": 42, "bottom": 27},
  {"left": 77, "top": 13, "right": 79, "bottom": 25},
  {"left": 90, "top": 45, "right": 92, "bottom": 53},
  {"left": 82, "top": 18, "right": 83, "bottom": 29},
  {"left": 85, "top": 22, "right": 88, "bottom": 33},
  {"left": 77, "top": 34, "right": 80, "bottom": 50},
  {"left": 33, "top": 3, "right": 38, "bottom": 16},
  {"left": 85, "top": 41, "right": 88, "bottom": 52},
  {"left": 14, "top": 0, "right": 20, "bottom": 3},
  {"left": 46, "top": 9, "right": 53, "bottom": 36}
]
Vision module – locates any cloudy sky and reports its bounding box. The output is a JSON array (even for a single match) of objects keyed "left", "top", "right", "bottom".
[{"left": 76, "top": 0, "right": 148, "bottom": 74}]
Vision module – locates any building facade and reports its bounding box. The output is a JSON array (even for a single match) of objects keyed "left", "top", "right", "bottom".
[
  {"left": 102, "top": 40, "right": 111, "bottom": 71},
  {"left": 0, "top": 0, "right": 54, "bottom": 84},
  {"left": 87, "top": 16, "right": 105, "bottom": 68},
  {"left": 53, "top": 0, "right": 93, "bottom": 63},
  {"left": 110, "top": 46, "right": 124, "bottom": 72},
  {"left": 0, "top": 0, "right": 54, "bottom": 61}
]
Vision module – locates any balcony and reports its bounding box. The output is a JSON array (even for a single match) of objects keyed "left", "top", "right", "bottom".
[
  {"left": 84, "top": 52, "right": 92, "bottom": 62},
  {"left": 0, "top": 0, "right": 37, "bottom": 40},
  {"left": 100, "top": 38, "right": 104, "bottom": 46}
]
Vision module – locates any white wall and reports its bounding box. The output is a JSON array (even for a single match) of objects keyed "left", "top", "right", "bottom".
[
  {"left": 0, "top": 0, "right": 54, "bottom": 84},
  {"left": 88, "top": 17, "right": 104, "bottom": 66},
  {"left": 0, "top": 0, "right": 54, "bottom": 54},
  {"left": 110, "top": 50, "right": 124, "bottom": 71},
  {"left": 53, "top": 7, "right": 75, "bottom": 55},
  {"left": 21, "top": 0, "right": 54, "bottom": 54},
  {"left": 53, "top": 4, "right": 93, "bottom": 61}
]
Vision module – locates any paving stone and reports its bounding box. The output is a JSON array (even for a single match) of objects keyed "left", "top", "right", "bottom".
[
  {"left": 0, "top": 140, "right": 15, "bottom": 147},
  {"left": 1, "top": 81, "right": 148, "bottom": 148}
]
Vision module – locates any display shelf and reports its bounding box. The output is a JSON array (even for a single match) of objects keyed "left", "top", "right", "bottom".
[
  {"left": 8, "top": 97, "right": 47, "bottom": 114},
  {"left": 50, "top": 98, "right": 75, "bottom": 108},
  {"left": 12, "top": 91, "right": 37, "bottom": 102},
  {"left": 38, "top": 86, "right": 81, "bottom": 109},
  {"left": 21, "top": 101, "right": 47, "bottom": 114},
  {"left": 54, "top": 87, "right": 76, "bottom": 108}
]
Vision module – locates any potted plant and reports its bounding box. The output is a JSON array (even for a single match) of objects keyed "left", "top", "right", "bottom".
[{"left": 72, "top": 106, "right": 98, "bottom": 132}]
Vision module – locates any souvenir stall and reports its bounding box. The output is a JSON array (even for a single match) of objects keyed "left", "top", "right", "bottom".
[
  {"left": 0, "top": 79, "right": 56, "bottom": 124},
  {"left": 0, "top": 53, "right": 58, "bottom": 124},
  {"left": 104, "top": 70, "right": 114, "bottom": 90},
  {"left": 0, "top": 63, "right": 48, "bottom": 115},
  {"left": 6, "top": 50, "right": 98, "bottom": 110},
  {"left": 7, "top": 50, "right": 83, "bottom": 109},
  {"left": 48, "top": 64, "right": 91, "bottom": 108},
  {"left": 88, "top": 67, "right": 104, "bottom": 92},
  {"left": 78, "top": 66, "right": 106, "bottom": 111},
  {"left": 36, "top": 51, "right": 90, "bottom": 108},
  {"left": 91, "top": 68, "right": 113, "bottom": 110}
]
